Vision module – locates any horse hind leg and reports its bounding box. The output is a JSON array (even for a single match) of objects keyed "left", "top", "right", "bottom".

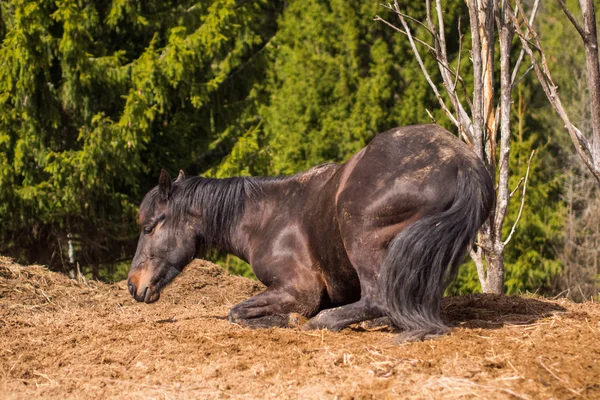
[
  {"left": 303, "top": 240, "right": 388, "bottom": 331},
  {"left": 303, "top": 292, "right": 385, "bottom": 331},
  {"left": 301, "top": 281, "right": 446, "bottom": 339}
]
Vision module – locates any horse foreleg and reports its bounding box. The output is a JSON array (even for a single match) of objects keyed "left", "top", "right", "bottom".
[
  {"left": 229, "top": 285, "right": 320, "bottom": 329},
  {"left": 302, "top": 298, "right": 384, "bottom": 331}
]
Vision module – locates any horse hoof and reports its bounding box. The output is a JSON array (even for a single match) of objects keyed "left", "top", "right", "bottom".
[
  {"left": 301, "top": 319, "right": 344, "bottom": 332},
  {"left": 361, "top": 317, "right": 394, "bottom": 330},
  {"left": 301, "top": 320, "right": 320, "bottom": 331},
  {"left": 288, "top": 313, "right": 307, "bottom": 328}
]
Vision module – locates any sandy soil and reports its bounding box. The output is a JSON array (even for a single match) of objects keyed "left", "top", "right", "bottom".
[{"left": 1, "top": 256, "right": 599, "bottom": 399}]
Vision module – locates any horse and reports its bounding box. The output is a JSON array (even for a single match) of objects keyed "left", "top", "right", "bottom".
[{"left": 127, "top": 124, "right": 494, "bottom": 341}]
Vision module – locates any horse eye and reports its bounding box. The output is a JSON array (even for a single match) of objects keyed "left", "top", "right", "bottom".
[{"left": 143, "top": 226, "right": 154, "bottom": 234}]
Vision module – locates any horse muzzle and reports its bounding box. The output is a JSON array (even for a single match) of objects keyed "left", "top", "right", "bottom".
[
  {"left": 128, "top": 280, "right": 161, "bottom": 303},
  {"left": 127, "top": 268, "right": 161, "bottom": 303}
]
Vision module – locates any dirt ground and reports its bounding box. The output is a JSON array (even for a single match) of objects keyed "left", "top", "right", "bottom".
[{"left": 1, "top": 256, "right": 599, "bottom": 399}]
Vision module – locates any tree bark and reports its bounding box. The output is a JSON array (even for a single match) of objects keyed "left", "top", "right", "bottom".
[
  {"left": 467, "top": 0, "right": 485, "bottom": 158},
  {"left": 578, "top": 0, "right": 600, "bottom": 170},
  {"left": 486, "top": 252, "right": 505, "bottom": 294}
]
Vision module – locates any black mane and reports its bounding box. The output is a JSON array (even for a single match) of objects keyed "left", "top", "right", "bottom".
[
  {"left": 138, "top": 167, "right": 329, "bottom": 255},
  {"left": 139, "top": 176, "right": 262, "bottom": 253}
]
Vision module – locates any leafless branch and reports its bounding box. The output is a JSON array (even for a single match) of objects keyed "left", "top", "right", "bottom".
[
  {"left": 558, "top": 0, "right": 587, "bottom": 40},
  {"left": 434, "top": 0, "right": 449, "bottom": 67},
  {"left": 453, "top": 17, "right": 463, "bottom": 91},
  {"left": 423, "top": 0, "right": 471, "bottom": 137},
  {"left": 509, "top": 177, "right": 524, "bottom": 198},
  {"left": 426, "top": 0, "right": 435, "bottom": 33},
  {"left": 425, "top": 109, "right": 436, "bottom": 123},
  {"left": 429, "top": 0, "right": 474, "bottom": 143},
  {"left": 512, "top": 64, "right": 534, "bottom": 88},
  {"left": 374, "top": 16, "right": 436, "bottom": 53},
  {"left": 510, "top": 0, "right": 540, "bottom": 86},
  {"left": 376, "top": 7, "right": 475, "bottom": 144},
  {"left": 453, "top": 19, "right": 473, "bottom": 110},
  {"left": 466, "top": 0, "right": 484, "bottom": 158},
  {"left": 504, "top": 150, "right": 535, "bottom": 246},
  {"left": 380, "top": 3, "right": 437, "bottom": 38}
]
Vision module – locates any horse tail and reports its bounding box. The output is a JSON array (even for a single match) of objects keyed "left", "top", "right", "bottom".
[{"left": 380, "top": 161, "right": 494, "bottom": 339}]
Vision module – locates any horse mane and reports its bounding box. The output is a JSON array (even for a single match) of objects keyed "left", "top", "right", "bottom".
[{"left": 139, "top": 176, "right": 263, "bottom": 252}]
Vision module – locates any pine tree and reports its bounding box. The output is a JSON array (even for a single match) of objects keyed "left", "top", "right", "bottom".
[{"left": 0, "top": 0, "right": 282, "bottom": 274}]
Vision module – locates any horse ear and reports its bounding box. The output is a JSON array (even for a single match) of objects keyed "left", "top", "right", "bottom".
[
  {"left": 158, "top": 169, "right": 172, "bottom": 201},
  {"left": 175, "top": 169, "right": 185, "bottom": 183}
]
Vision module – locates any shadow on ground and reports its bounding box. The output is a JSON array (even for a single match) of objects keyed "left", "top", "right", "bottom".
[
  {"left": 355, "top": 294, "right": 568, "bottom": 332},
  {"left": 443, "top": 294, "right": 567, "bottom": 329}
]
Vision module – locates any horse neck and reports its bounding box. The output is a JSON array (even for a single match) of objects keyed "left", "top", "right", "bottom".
[
  {"left": 223, "top": 175, "right": 302, "bottom": 262},
  {"left": 181, "top": 176, "right": 260, "bottom": 257}
]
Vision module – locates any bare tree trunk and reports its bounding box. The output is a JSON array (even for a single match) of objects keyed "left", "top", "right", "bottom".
[
  {"left": 486, "top": 253, "right": 505, "bottom": 293},
  {"left": 479, "top": 0, "right": 497, "bottom": 167},
  {"left": 578, "top": 0, "right": 600, "bottom": 169},
  {"left": 488, "top": 0, "right": 515, "bottom": 294},
  {"left": 467, "top": 0, "right": 486, "bottom": 157}
]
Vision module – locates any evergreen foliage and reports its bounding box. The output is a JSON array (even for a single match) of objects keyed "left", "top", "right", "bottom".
[{"left": 0, "top": 0, "right": 282, "bottom": 274}]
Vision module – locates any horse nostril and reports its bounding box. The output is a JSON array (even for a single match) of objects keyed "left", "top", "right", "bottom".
[{"left": 128, "top": 282, "right": 136, "bottom": 297}]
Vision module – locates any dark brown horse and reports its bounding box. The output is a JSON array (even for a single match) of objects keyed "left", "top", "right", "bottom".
[{"left": 128, "top": 124, "right": 494, "bottom": 340}]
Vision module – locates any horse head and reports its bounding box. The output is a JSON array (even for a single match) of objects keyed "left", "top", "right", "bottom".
[{"left": 128, "top": 169, "right": 197, "bottom": 303}]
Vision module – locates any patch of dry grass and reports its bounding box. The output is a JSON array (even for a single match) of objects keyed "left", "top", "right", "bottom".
[{"left": 1, "top": 256, "right": 599, "bottom": 399}]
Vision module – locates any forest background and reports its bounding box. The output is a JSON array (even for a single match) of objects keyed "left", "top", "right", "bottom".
[{"left": 0, "top": 0, "right": 597, "bottom": 300}]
